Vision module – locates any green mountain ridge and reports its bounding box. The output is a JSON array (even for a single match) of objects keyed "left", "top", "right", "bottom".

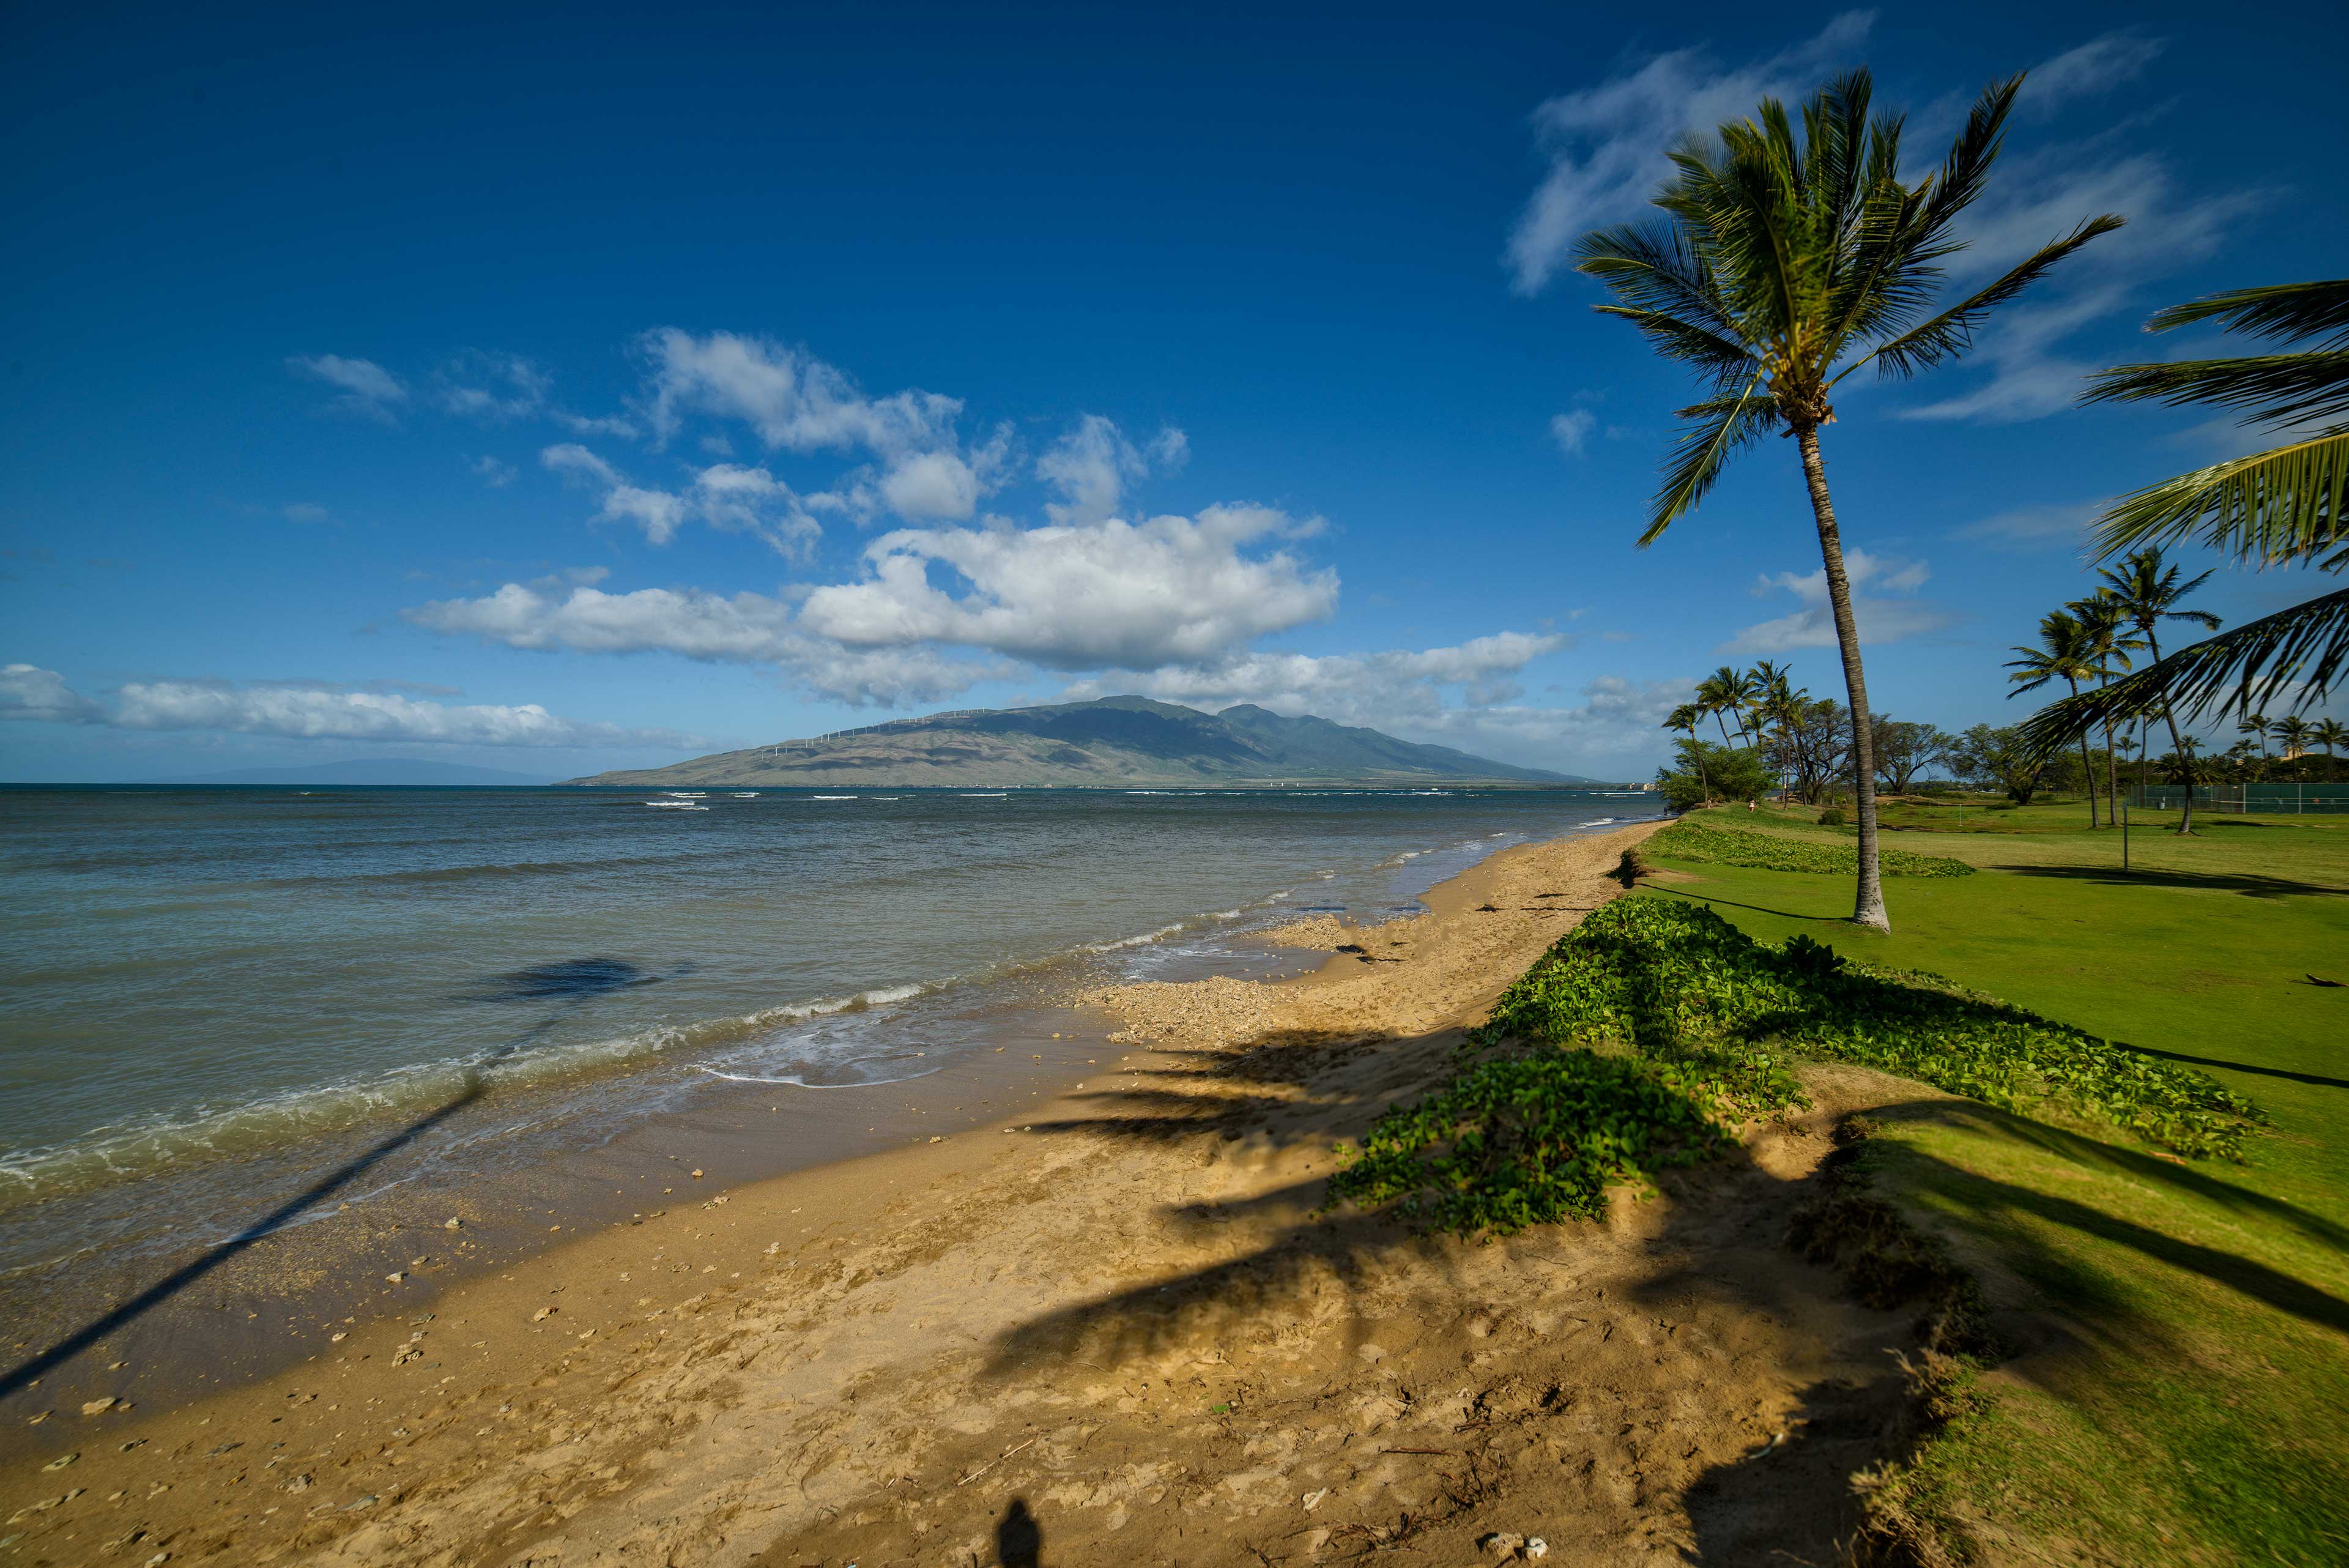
[{"left": 565, "top": 696, "right": 1601, "bottom": 789}]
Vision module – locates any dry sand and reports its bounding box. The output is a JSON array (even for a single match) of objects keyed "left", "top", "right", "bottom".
[{"left": 3, "top": 823, "right": 1924, "bottom": 1566}]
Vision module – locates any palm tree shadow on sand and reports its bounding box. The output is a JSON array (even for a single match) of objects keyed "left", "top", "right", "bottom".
[
  {"left": 970, "top": 1023, "right": 1923, "bottom": 1562},
  {"left": 0, "top": 956, "right": 683, "bottom": 1402},
  {"left": 967, "top": 1017, "right": 2349, "bottom": 1562}
]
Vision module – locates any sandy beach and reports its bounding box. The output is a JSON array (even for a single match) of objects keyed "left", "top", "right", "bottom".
[{"left": 2, "top": 822, "right": 1926, "bottom": 1567}]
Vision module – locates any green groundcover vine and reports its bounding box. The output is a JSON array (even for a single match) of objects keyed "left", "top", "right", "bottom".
[
  {"left": 1646, "top": 817, "right": 1976, "bottom": 877},
  {"left": 1328, "top": 900, "right": 2257, "bottom": 1236}
]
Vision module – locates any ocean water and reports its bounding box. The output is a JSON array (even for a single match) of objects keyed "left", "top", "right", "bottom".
[{"left": 0, "top": 784, "right": 1656, "bottom": 1287}]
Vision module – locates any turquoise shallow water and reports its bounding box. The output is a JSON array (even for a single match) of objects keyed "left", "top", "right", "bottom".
[{"left": 0, "top": 784, "right": 1657, "bottom": 1282}]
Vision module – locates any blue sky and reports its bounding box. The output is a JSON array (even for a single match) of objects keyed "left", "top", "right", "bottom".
[{"left": 5, "top": 1, "right": 2344, "bottom": 781}]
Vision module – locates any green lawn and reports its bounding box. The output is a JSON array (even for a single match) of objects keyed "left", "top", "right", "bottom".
[{"left": 1641, "top": 817, "right": 2349, "bottom": 1566}]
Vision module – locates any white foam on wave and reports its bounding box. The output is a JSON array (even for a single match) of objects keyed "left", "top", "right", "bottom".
[
  {"left": 1083, "top": 921, "right": 1190, "bottom": 953},
  {"left": 0, "top": 978, "right": 943, "bottom": 1213},
  {"left": 755, "top": 982, "right": 929, "bottom": 1022},
  {"left": 696, "top": 1064, "right": 944, "bottom": 1090}
]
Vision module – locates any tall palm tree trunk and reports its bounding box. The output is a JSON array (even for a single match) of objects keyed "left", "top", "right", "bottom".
[
  {"left": 2143, "top": 628, "right": 2197, "bottom": 833},
  {"left": 1795, "top": 429, "right": 1889, "bottom": 931},
  {"left": 2101, "top": 712, "right": 2122, "bottom": 825},
  {"left": 2065, "top": 674, "right": 2098, "bottom": 827},
  {"left": 1681, "top": 723, "right": 1712, "bottom": 804}
]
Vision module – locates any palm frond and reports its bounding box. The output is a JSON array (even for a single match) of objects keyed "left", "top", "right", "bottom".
[
  {"left": 1855, "top": 212, "right": 2126, "bottom": 381},
  {"left": 2083, "top": 352, "right": 2349, "bottom": 428},
  {"left": 1826, "top": 177, "right": 1931, "bottom": 351},
  {"left": 1642, "top": 384, "right": 1780, "bottom": 544},
  {"left": 1912, "top": 76, "right": 2023, "bottom": 252},
  {"left": 2090, "top": 428, "right": 2349, "bottom": 566},
  {"left": 1571, "top": 220, "right": 1737, "bottom": 336},
  {"left": 1590, "top": 305, "right": 1759, "bottom": 386},
  {"left": 2019, "top": 586, "right": 2349, "bottom": 751},
  {"left": 1803, "top": 69, "right": 1875, "bottom": 241},
  {"left": 2145, "top": 278, "right": 2349, "bottom": 347}
]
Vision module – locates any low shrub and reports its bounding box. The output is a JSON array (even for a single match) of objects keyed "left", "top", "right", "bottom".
[
  {"left": 1646, "top": 817, "right": 1975, "bottom": 877},
  {"left": 1817, "top": 806, "right": 1847, "bottom": 827},
  {"left": 1324, "top": 1052, "right": 1736, "bottom": 1235},
  {"left": 1482, "top": 900, "right": 2255, "bottom": 1159},
  {"left": 1329, "top": 901, "right": 2258, "bottom": 1237}
]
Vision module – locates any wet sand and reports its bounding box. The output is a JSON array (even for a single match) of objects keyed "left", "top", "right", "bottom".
[{"left": 2, "top": 823, "right": 1924, "bottom": 1566}]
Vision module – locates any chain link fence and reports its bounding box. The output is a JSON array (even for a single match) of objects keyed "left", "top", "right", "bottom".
[{"left": 2128, "top": 783, "right": 2349, "bottom": 815}]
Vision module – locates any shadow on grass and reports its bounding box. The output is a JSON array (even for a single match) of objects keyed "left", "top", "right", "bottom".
[
  {"left": 1863, "top": 1098, "right": 2349, "bottom": 1337},
  {"left": 2131, "top": 1046, "right": 2349, "bottom": 1093},
  {"left": 1991, "top": 864, "right": 2347, "bottom": 899},
  {"left": 1642, "top": 885, "right": 1854, "bottom": 924}
]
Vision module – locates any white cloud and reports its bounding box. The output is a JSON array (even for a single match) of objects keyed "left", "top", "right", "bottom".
[
  {"left": 2024, "top": 32, "right": 2164, "bottom": 114},
  {"left": 637, "top": 330, "right": 1012, "bottom": 524},
  {"left": 1034, "top": 415, "right": 1184, "bottom": 526},
  {"left": 1951, "top": 498, "right": 2102, "bottom": 549},
  {"left": 690, "top": 463, "right": 823, "bottom": 556},
  {"left": 800, "top": 505, "right": 1337, "bottom": 670},
  {"left": 1549, "top": 410, "right": 1595, "bottom": 456},
  {"left": 539, "top": 445, "right": 825, "bottom": 554},
  {"left": 1723, "top": 549, "right": 1952, "bottom": 653},
  {"left": 1898, "top": 284, "right": 2123, "bottom": 423},
  {"left": 471, "top": 455, "right": 518, "bottom": 488},
  {"left": 1067, "top": 631, "right": 1570, "bottom": 723},
  {"left": 435, "top": 352, "right": 550, "bottom": 422},
  {"left": 640, "top": 329, "right": 961, "bottom": 456},
  {"left": 280, "top": 502, "right": 332, "bottom": 523},
  {"left": 880, "top": 449, "right": 984, "bottom": 521},
  {"left": 1896, "top": 40, "right": 2263, "bottom": 426},
  {"left": 553, "top": 411, "right": 640, "bottom": 440},
  {"left": 1505, "top": 12, "right": 1873, "bottom": 294},
  {"left": 542, "top": 444, "right": 689, "bottom": 544},
  {"left": 404, "top": 581, "right": 988, "bottom": 707},
  {"left": 288, "top": 354, "right": 407, "bottom": 422},
  {"left": 1508, "top": 21, "right": 2243, "bottom": 429},
  {"left": 0, "top": 664, "right": 693, "bottom": 748},
  {"left": 1427, "top": 675, "right": 1698, "bottom": 767},
  {"left": 1, "top": 663, "right": 105, "bottom": 723},
  {"left": 409, "top": 502, "right": 1340, "bottom": 700},
  {"left": 1147, "top": 427, "right": 1190, "bottom": 469}
]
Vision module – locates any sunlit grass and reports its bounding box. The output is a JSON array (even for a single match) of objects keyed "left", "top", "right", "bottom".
[{"left": 1641, "top": 820, "right": 2349, "bottom": 1565}]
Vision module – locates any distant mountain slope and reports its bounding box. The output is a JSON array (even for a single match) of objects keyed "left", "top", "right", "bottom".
[
  {"left": 566, "top": 697, "right": 1598, "bottom": 789},
  {"left": 155, "top": 758, "right": 559, "bottom": 786}
]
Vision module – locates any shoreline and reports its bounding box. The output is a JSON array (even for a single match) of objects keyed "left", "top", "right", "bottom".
[
  {"left": 0, "top": 819, "right": 1905, "bottom": 1568},
  {"left": 0, "top": 811, "right": 1657, "bottom": 1452}
]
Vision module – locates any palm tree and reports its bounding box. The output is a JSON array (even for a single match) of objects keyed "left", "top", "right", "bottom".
[
  {"left": 2091, "top": 548, "right": 2222, "bottom": 832},
  {"left": 1573, "top": 69, "right": 2120, "bottom": 930},
  {"left": 1697, "top": 665, "right": 1761, "bottom": 748},
  {"left": 2006, "top": 611, "right": 2105, "bottom": 826},
  {"left": 2274, "top": 714, "right": 2313, "bottom": 760},
  {"left": 2238, "top": 712, "right": 2271, "bottom": 757},
  {"left": 1664, "top": 702, "right": 1712, "bottom": 801},
  {"left": 2023, "top": 279, "right": 2349, "bottom": 782},
  {"left": 1753, "top": 667, "right": 1806, "bottom": 805},
  {"left": 2313, "top": 718, "right": 2348, "bottom": 780},
  {"left": 2069, "top": 592, "right": 2141, "bottom": 822},
  {"left": 1743, "top": 661, "right": 1791, "bottom": 747}
]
